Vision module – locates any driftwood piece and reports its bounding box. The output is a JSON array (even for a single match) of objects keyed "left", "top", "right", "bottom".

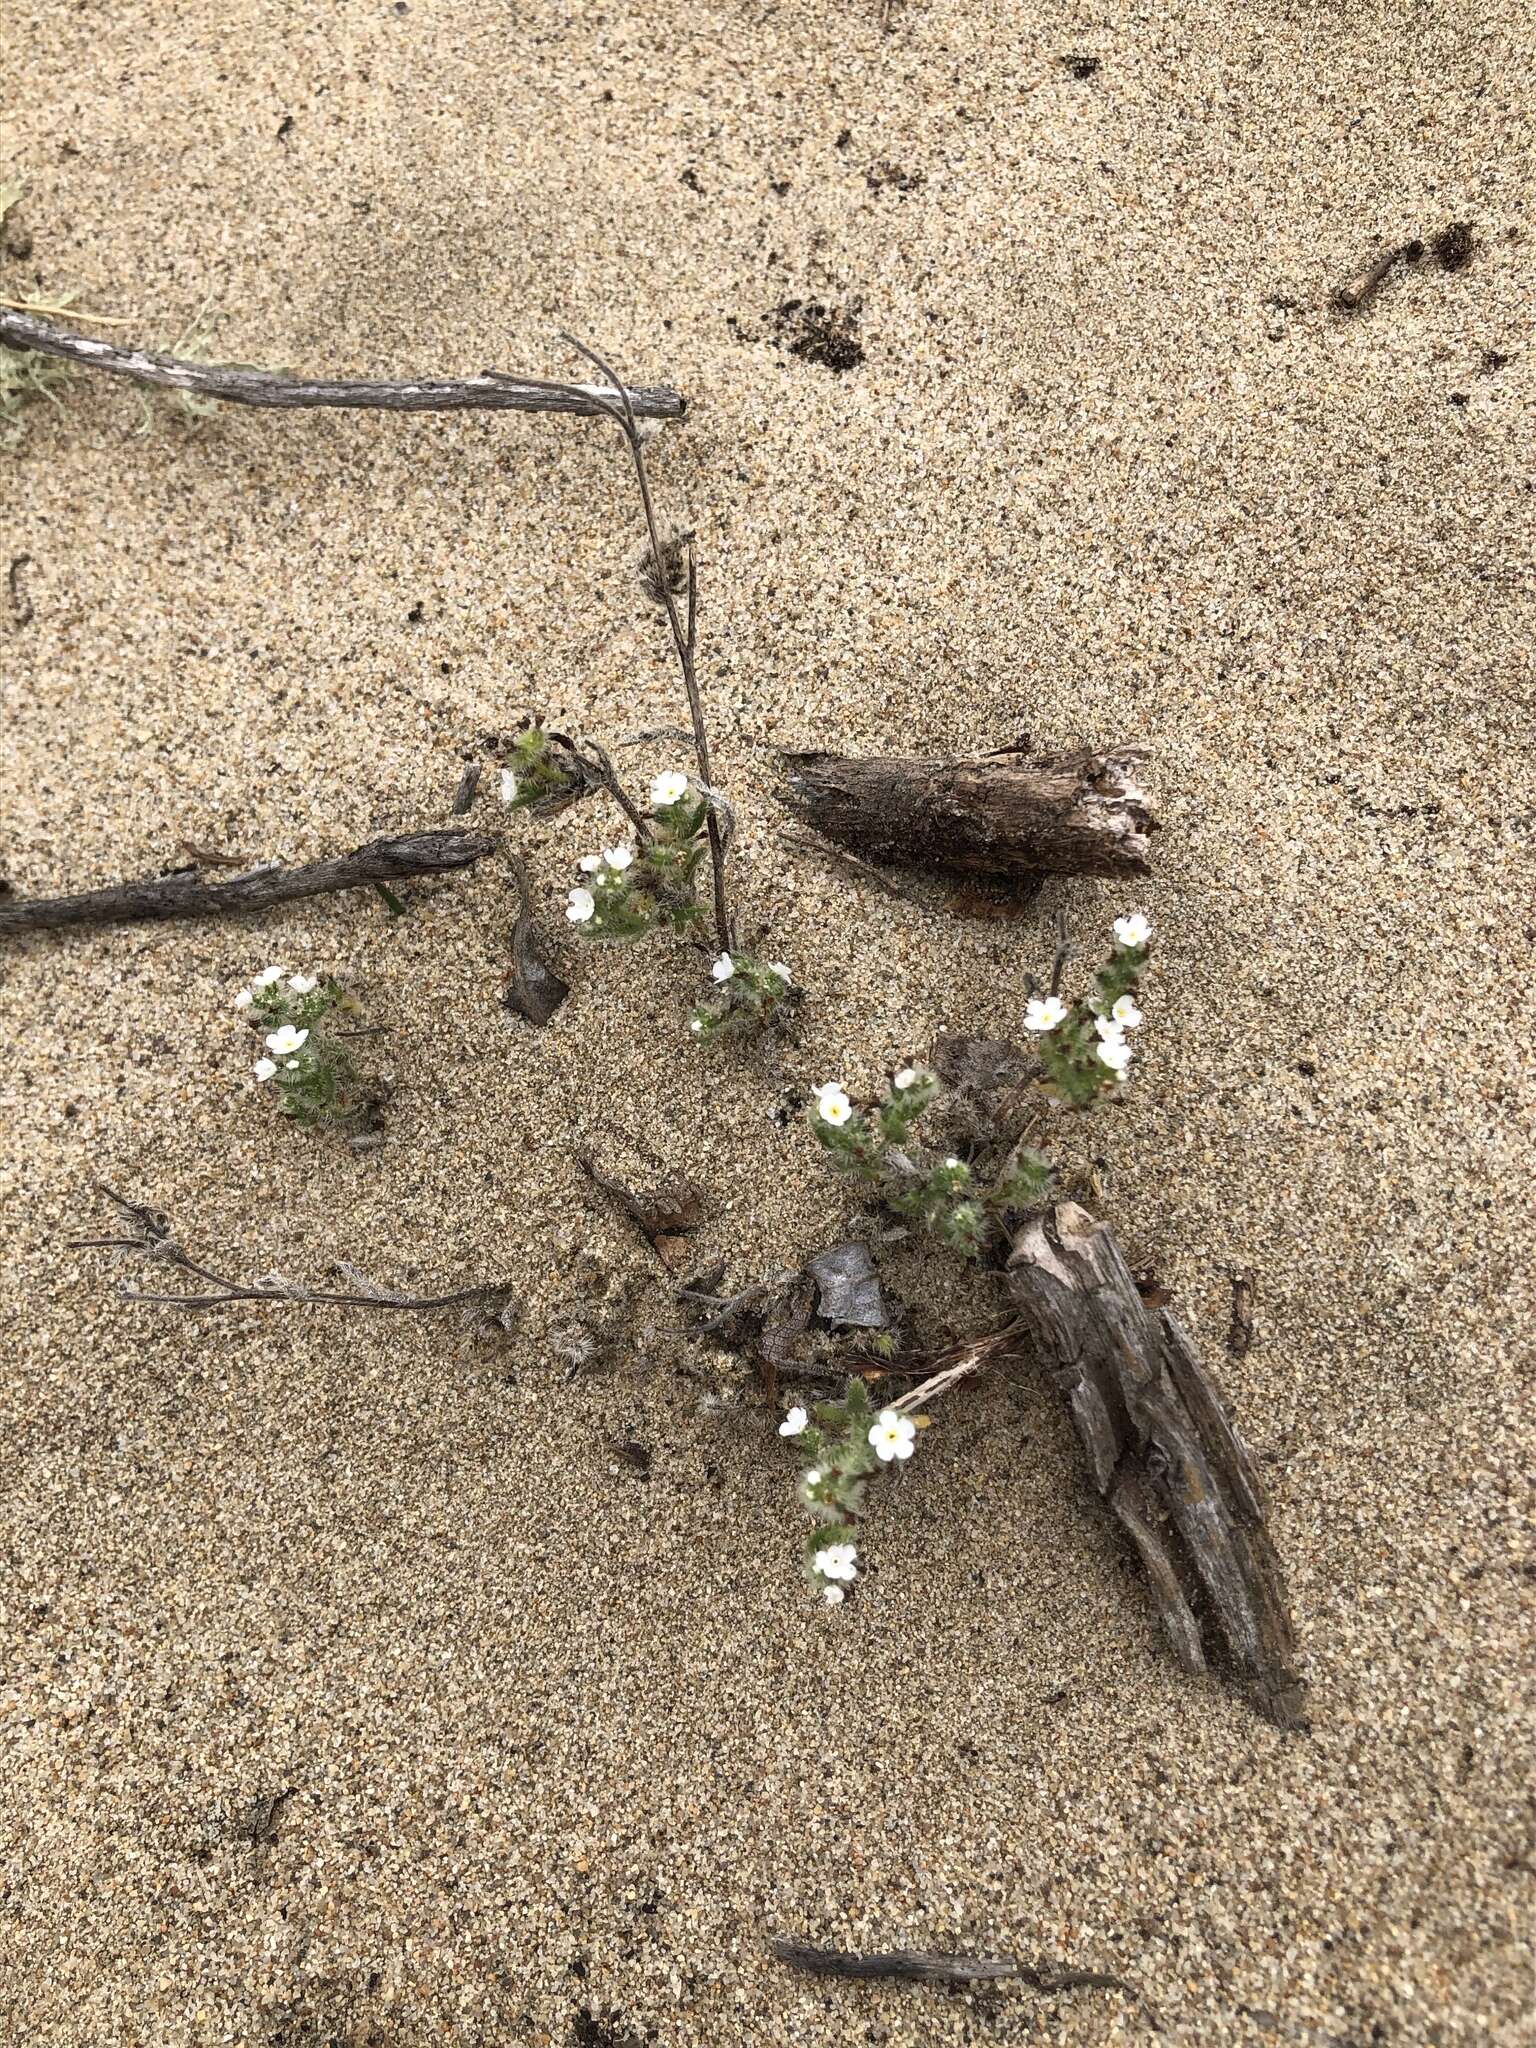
[
  {"left": 0, "top": 829, "right": 496, "bottom": 938},
  {"left": 0, "top": 310, "right": 685, "bottom": 421},
  {"left": 1007, "top": 1202, "right": 1301, "bottom": 1727},
  {"left": 781, "top": 745, "right": 1152, "bottom": 881}
]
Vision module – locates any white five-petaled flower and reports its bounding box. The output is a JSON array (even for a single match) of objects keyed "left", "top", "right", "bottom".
[
  {"left": 265, "top": 1024, "right": 308, "bottom": 1056},
  {"left": 711, "top": 952, "right": 735, "bottom": 982},
  {"left": 288, "top": 973, "right": 318, "bottom": 995},
  {"left": 651, "top": 769, "right": 689, "bottom": 809},
  {"left": 498, "top": 769, "right": 519, "bottom": 804},
  {"left": 803, "top": 1468, "right": 822, "bottom": 1486},
  {"left": 815, "top": 1083, "right": 853, "bottom": 1128},
  {"left": 233, "top": 989, "right": 253, "bottom": 1010},
  {"left": 1111, "top": 995, "right": 1143, "bottom": 1029},
  {"left": 578, "top": 854, "right": 603, "bottom": 873},
  {"left": 943, "top": 1156, "right": 965, "bottom": 1172},
  {"left": 566, "top": 888, "right": 596, "bottom": 924},
  {"left": 252, "top": 966, "right": 284, "bottom": 989},
  {"left": 285, "top": 1060, "right": 300, "bottom": 1071},
  {"left": 252, "top": 1057, "right": 277, "bottom": 1081},
  {"left": 1098, "top": 1037, "right": 1133, "bottom": 1075},
  {"left": 823, "top": 1584, "right": 845, "bottom": 1606},
  {"left": 893, "top": 1065, "right": 921, "bottom": 1090},
  {"left": 779, "top": 1406, "right": 809, "bottom": 1437},
  {"left": 868, "top": 1408, "right": 917, "bottom": 1463},
  {"left": 604, "top": 844, "right": 634, "bottom": 871},
  {"left": 769, "top": 962, "right": 791, "bottom": 984},
  {"left": 1113, "top": 912, "right": 1152, "bottom": 949},
  {"left": 1024, "top": 994, "right": 1070, "bottom": 1033},
  {"left": 813, "top": 1542, "right": 859, "bottom": 1583},
  {"left": 1094, "top": 1015, "right": 1125, "bottom": 1044}
]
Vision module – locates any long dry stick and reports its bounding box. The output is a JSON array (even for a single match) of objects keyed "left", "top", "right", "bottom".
[
  {"left": 73, "top": 1187, "right": 518, "bottom": 1318},
  {"left": 0, "top": 309, "right": 686, "bottom": 421},
  {"left": 768, "top": 1938, "right": 1139, "bottom": 2003},
  {"left": 0, "top": 829, "right": 495, "bottom": 938},
  {"left": 549, "top": 335, "right": 734, "bottom": 954}
]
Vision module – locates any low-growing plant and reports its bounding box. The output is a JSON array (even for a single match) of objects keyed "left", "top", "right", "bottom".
[
  {"left": 785, "top": 914, "right": 1153, "bottom": 1603},
  {"left": 777, "top": 1378, "right": 921, "bottom": 1603},
  {"left": 233, "top": 967, "right": 371, "bottom": 1128}
]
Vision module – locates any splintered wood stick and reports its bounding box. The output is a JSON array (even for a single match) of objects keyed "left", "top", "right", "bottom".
[
  {"left": 1007, "top": 1201, "right": 1302, "bottom": 1727},
  {"left": 0, "top": 309, "right": 686, "bottom": 421},
  {"left": 0, "top": 829, "right": 496, "bottom": 938},
  {"left": 781, "top": 744, "right": 1153, "bottom": 882}
]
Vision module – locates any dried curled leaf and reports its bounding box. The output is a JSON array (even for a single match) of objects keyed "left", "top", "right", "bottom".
[
  {"left": 502, "top": 855, "right": 569, "bottom": 1026},
  {"left": 576, "top": 1147, "right": 704, "bottom": 1272}
]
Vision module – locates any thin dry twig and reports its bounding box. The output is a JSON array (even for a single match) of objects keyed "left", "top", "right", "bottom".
[
  {"left": 0, "top": 828, "right": 495, "bottom": 938},
  {"left": 72, "top": 1186, "right": 520, "bottom": 1321},
  {"left": 552, "top": 334, "right": 735, "bottom": 954},
  {"left": 0, "top": 309, "right": 685, "bottom": 420},
  {"left": 768, "top": 1938, "right": 1141, "bottom": 2005}
]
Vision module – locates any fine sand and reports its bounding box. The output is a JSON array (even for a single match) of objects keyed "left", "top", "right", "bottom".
[{"left": 2, "top": 1, "right": 1533, "bottom": 2042}]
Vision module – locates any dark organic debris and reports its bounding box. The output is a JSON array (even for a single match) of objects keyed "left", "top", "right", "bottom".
[
  {"left": 7, "top": 553, "right": 32, "bottom": 626},
  {"left": 503, "top": 854, "right": 570, "bottom": 1026},
  {"left": 1227, "top": 1271, "right": 1257, "bottom": 1358},
  {"left": 806, "top": 1241, "right": 889, "bottom": 1330},
  {"left": 769, "top": 1938, "right": 1138, "bottom": 2004},
  {"left": 577, "top": 1148, "right": 704, "bottom": 1272},
  {"left": 1431, "top": 220, "right": 1476, "bottom": 272},
  {"left": 865, "top": 160, "right": 925, "bottom": 194},
  {"left": 450, "top": 759, "right": 482, "bottom": 814},
  {"left": 1333, "top": 241, "right": 1409, "bottom": 312},
  {"left": 610, "top": 1439, "right": 653, "bottom": 1481},
  {"left": 1061, "top": 53, "right": 1101, "bottom": 78},
  {"left": 769, "top": 298, "right": 865, "bottom": 374}
]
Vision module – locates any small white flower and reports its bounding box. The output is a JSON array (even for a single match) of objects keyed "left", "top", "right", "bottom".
[
  {"left": 943, "top": 1156, "right": 965, "bottom": 1171},
  {"left": 769, "top": 962, "right": 791, "bottom": 984},
  {"left": 815, "top": 1083, "right": 853, "bottom": 1128},
  {"left": 868, "top": 1408, "right": 917, "bottom": 1463},
  {"left": 288, "top": 973, "right": 318, "bottom": 995},
  {"left": 252, "top": 966, "right": 284, "bottom": 989},
  {"left": 566, "top": 887, "right": 596, "bottom": 924},
  {"left": 1098, "top": 1038, "right": 1133, "bottom": 1075},
  {"left": 604, "top": 844, "right": 634, "bottom": 871},
  {"left": 252, "top": 1057, "right": 277, "bottom": 1081},
  {"left": 804, "top": 1468, "right": 823, "bottom": 1486},
  {"left": 265, "top": 1024, "right": 308, "bottom": 1056},
  {"left": 578, "top": 853, "right": 603, "bottom": 873},
  {"left": 233, "top": 989, "right": 253, "bottom": 1010},
  {"left": 1024, "top": 994, "right": 1069, "bottom": 1033},
  {"left": 1094, "top": 1015, "right": 1126, "bottom": 1045},
  {"left": 285, "top": 1060, "right": 299, "bottom": 1071},
  {"left": 711, "top": 952, "right": 735, "bottom": 982},
  {"left": 823, "top": 1584, "right": 845, "bottom": 1606},
  {"left": 1113, "top": 913, "right": 1152, "bottom": 949},
  {"left": 1111, "top": 995, "right": 1143, "bottom": 1029},
  {"left": 688, "top": 1018, "right": 703, "bottom": 1036},
  {"left": 893, "top": 1065, "right": 921, "bottom": 1090},
  {"left": 650, "top": 769, "right": 690, "bottom": 809},
  {"left": 498, "top": 768, "right": 519, "bottom": 804},
  {"left": 813, "top": 1541, "right": 859, "bottom": 1583},
  {"left": 779, "top": 1406, "right": 809, "bottom": 1437}
]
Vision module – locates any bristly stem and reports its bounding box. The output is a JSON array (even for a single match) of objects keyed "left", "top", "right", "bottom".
[{"left": 554, "top": 333, "right": 735, "bottom": 956}]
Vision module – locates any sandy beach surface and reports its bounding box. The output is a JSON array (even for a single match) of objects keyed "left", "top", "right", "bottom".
[{"left": 2, "top": 0, "right": 1533, "bottom": 2041}]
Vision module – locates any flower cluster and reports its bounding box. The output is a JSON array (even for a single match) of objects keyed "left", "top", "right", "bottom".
[
  {"left": 233, "top": 968, "right": 365, "bottom": 1127},
  {"left": 564, "top": 769, "right": 712, "bottom": 939},
  {"left": 496, "top": 725, "right": 582, "bottom": 812},
  {"left": 810, "top": 1067, "right": 1052, "bottom": 1258},
  {"left": 1024, "top": 913, "right": 1151, "bottom": 1107},
  {"left": 688, "top": 951, "right": 794, "bottom": 1044},
  {"left": 779, "top": 1378, "right": 920, "bottom": 1604}
]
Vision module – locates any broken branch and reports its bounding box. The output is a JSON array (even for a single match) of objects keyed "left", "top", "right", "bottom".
[
  {"left": 768, "top": 1938, "right": 1136, "bottom": 2001},
  {"left": 0, "top": 828, "right": 496, "bottom": 938},
  {"left": 0, "top": 309, "right": 685, "bottom": 421}
]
